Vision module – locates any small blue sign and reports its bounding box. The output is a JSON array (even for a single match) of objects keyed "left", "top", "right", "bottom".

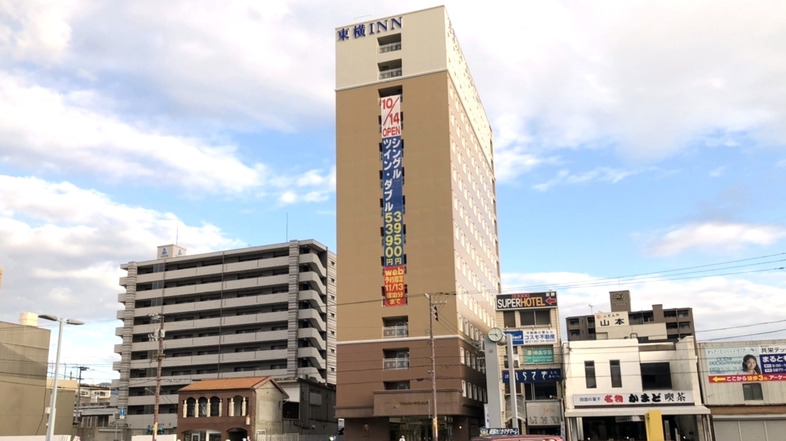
[
  {"left": 119, "top": 408, "right": 126, "bottom": 417},
  {"left": 502, "top": 368, "right": 562, "bottom": 384}
]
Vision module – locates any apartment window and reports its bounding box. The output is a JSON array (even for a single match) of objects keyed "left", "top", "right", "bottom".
[
  {"left": 520, "top": 309, "right": 551, "bottom": 326},
  {"left": 384, "top": 381, "right": 410, "bottom": 390},
  {"left": 585, "top": 361, "right": 597, "bottom": 388},
  {"left": 641, "top": 363, "right": 673, "bottom": 390},
  {"left": 568, "top": 319, "right": 580, "bottom": 327},
  {"left": 610, "top": 360, "right": 622, "bottom": 388},
  {"left": 743, "top": 383, "right": 763, "bottom": 400},
  {"left": 523, "top": 382, "right": 558, "bottom": 400},
  {"left": 503, "top": 311, "right": 516, "bottom": 328}
]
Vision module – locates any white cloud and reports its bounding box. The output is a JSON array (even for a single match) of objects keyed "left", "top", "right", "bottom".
[
  {"left": 0, "top": 175, "right": 246, "bottom": 323},
  {"left": 532, "top": 167, "right": 645, "bottom": 191},
  {"left": 709, "top": 166, "right": 726, "bottom": 177},
  {"left": 644, "top": 222, "right": 786, "bottom": 256},
  {"left": 0, "top": 0, "right": 80, "bottom": 62},
  {"left": 0, "top": 72, "right": 337, "bottom": 202},
  {"left": 502, "top": 270, "right": 786, "bottom": 342}
]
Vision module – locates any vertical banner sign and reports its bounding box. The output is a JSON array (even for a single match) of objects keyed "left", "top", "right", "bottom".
[{"left": 381, "top": 95, "right": 406, "bottom": 307}]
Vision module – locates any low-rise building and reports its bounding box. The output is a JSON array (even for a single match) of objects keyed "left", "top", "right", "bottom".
[
  {"left": 697, "top": 340, "right": 786, "bottom": 441},
  {"left": 563, "top": 336, "right": 711, "bottom": 441},
  {"left": 566, "top": 290, "right": 696, "bottom": 342},
  {"left": 177, "top": 377, "right": 289, "bottom": 441}
]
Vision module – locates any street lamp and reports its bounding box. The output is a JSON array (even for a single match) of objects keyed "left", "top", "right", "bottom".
[{"left": 39, "top": 314, "right": 84, "bottom": 441}]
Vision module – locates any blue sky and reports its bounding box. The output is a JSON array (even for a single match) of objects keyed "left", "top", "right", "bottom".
[{"left": 0, "top": 0, "right": 784, "bottom": 383}]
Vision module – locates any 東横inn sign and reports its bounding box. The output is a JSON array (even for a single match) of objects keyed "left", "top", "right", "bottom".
[{"left": 496, "top": 292, "right": 558, "bottom": 310}]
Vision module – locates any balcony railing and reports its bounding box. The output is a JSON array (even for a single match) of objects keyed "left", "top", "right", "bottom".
[
  {"left": 383, "top": 325, "right": 408, "bottom": 338},
  {"left": 379, "top": 42, "right": 402, "bottom": 53},
  {"left": 383, "top": 357, "right": 410, "bottom": 370},
  {"left": 379, "top": 68, "right": 403, "bottom": 80}
]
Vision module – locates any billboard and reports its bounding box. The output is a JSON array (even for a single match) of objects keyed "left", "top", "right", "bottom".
[
  {"left": 573, "top": 391, "right": 694, "bottom": 406},
  {"left": 502, "top": 368, "right": 562, "bottom": 384},
  {"left": 496, "top": 292, "right": 558, "bottom": 310},
  {"left": 525, "top": 401, "right": 561, "bottom": 427},
  {"left": 505, "top": 329, "right": 558, "bottom": 346},
  {"left": 705, "top": 345, "right": 786, "bottom": 383},
  {"left": 522, "top": 346, "right": 554, "bottom": 364},
  {"left": 595, "top": 311, "right": 629, "bottom": 328},
  {"left": 380, "top": 95, "right": 406, "bottom": 307}
]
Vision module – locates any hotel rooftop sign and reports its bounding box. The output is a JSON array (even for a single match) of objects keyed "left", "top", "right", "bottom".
[{"left": 337, "top": 16, "right": 402, "bottom": 41}]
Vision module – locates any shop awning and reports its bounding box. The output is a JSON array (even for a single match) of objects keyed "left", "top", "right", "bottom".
[{"left": 565, "top": 405, "right": 710, "bottom": 418}]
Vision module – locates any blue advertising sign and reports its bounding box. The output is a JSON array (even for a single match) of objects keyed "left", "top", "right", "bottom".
[
  {"left": 505, "top": 329, "right": 558, "bottom": 346},
  {"left": 502, "top": 368, "right": 562, "bottom": 384}
]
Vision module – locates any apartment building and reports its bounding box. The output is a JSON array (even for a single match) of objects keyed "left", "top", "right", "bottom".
[
  {"left": 566, "top": 290, "right": 696, "bottom": 342},
  {"left": 113, "top": 240, "right": 336, "bottom": 432},
  {"left": 335, "top": 6, "right": 500, "bottom": 441}
]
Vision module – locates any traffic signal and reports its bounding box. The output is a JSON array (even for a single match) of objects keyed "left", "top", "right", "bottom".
[{"left": 433, "top": 305, "right": 439, "bottom": 321}]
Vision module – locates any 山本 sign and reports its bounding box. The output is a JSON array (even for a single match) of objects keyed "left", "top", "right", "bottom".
[
  {"left": 380, "top": 95, "right": 406, "bottom": 307},
  {"left": 505, "top": 329, "right": 558, "bottom": 346},
  {"left": 573, "top": 390, "right": 694, "bottom": 406},
  {"left": 595, "top": 311, "right": 629, "bottom": 328},
  {"left": 705, "top": 345, "right": 786, "bottom": 383},
  {"left": 496, "top": 292, "right": 558, "bottom": 310}
]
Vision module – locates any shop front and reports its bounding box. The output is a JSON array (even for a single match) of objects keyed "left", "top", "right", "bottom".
[{"left": 566, "top": 391, "right": 710, "bottom": 441}]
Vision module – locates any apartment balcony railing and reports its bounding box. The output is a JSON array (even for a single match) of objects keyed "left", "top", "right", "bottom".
[
  {"left": 379, "top": 68, "right": 403, "bottom": 80},
  {"left": 383, "top": 325, "right": 408, "bottom": 338},
  {"left": 383, "top": 357, "right": 410, "bottom": 370},
  {"left": 379, "top": 42, "right": 402, "bottom": 53}
]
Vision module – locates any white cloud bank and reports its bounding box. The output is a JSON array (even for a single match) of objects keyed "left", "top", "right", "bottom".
[{"left": 644, "top": 222, "right": 786, "bottom": 256}]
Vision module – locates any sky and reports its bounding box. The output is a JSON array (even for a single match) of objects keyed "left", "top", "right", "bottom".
[{"left": 0, "top": 0, "right": 785, "bottom": 384}]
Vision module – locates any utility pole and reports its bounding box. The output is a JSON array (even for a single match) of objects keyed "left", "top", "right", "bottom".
[
  {"left": 75, "top": 366, "right": 89, "bottom": 424},
  {"left": 426, "top": 293, "right": 446, "bottom": 441},
  {"left": 149, "top": 314, "right": 165, "bottom": 440}
]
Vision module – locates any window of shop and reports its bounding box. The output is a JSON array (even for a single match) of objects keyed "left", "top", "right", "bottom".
[
  {"left": 641, "top": 362, "right": 672, "bottom": 390},
  {"left": 743, "top": 383, "right": 763, "bottom": 400},
  {"left": 585, "top": 361, "right": 597, "bottom": 388},
  {"left": 610, "top": 360, "right": 622, "bottom": 388}
]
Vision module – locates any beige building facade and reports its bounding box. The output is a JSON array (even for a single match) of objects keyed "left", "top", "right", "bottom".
[{"left": 335, "top": 7, "right": 499, "bottom": 441}]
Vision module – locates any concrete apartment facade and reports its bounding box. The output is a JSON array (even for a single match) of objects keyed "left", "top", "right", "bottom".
[
  {"left": 113, "top": 240, "right": 337, "bottom": 432},
  {"left": 566, "top": 290, "right": 696, "bottom": 342},
  {"left": 335, "top": 6, "right": 500, "bottom": 441},
  {"left": 697, "top": 340, "right": 786, "bottom": 441},
  {"left": 563, "top": 337, "right": 711, "bottom": 441}
]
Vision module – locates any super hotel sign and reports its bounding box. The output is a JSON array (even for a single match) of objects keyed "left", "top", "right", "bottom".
[
  {"left": 496, "top": 292, "right": 558, "bottom": 310},
  {"left": 337, "top": 17, "right": 402, "bottom": 41}
]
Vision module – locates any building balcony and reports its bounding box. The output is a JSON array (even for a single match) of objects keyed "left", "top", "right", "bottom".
[
  {"left": 297, "top": 328, "right": 327, "bottom": 351},
  {"left": 297, "top": 347, "right": 326, "bottom": 370},
  {"left": 298, "top": 289, "right": 327, "bottom": 313},
  {"left": 133, "top": 256, "right": 290, "bottom": 284},
  {"left": 132, "top": 311, "right": 289, "bottom": 334},
  {"left": 299, "top": 253, "right": 327, "bottom": 278},
  {"left": 379, "top": 42, "right": 401, "bottom": 53},
  {"left": 127, "top": 394, "right": 179, "bottom": 407},
  {"left": 379, "top": 68, "right": 403, "bottom": 80},
  {"left": 129, "top": 349, "right": 288, "bottom": 370},
  {"left": 134, "top": 274, "right": 291, "bottom": 301},
  {"left": 297, "top": 309, "right": 327, "bottom": 332},
  {"left": 383, "top": 358, "right": 410, "bottom": 370},
  {"left": 383, "top": 325, "right": 408, "bottom": 338},
  {"left": 298, "top": 272, "right": 327, "bottom": 294},
  {"left": 129, "top": 330, "right": 288, "bottom": 352},
  {"left": 298, "top": 367, "right": 325, "bottom": 382},
  {"left": 133, "top": 293, "right": 289, "bottom": 317}
]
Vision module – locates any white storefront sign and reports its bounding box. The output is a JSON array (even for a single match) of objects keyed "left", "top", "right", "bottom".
[
  {"left": 525, "top": 401, "right": 561, "bottom": 427},
  {"left": 573, "top": 390, "right": 694, "bottom": 406}
]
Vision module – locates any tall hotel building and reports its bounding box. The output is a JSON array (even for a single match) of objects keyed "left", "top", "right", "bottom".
[
  {"left": 335, "top": 7, "right": 500, "bottom": 441},
  {"left": 113, "top": 241, "right": 336, "bottom": 431}
]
